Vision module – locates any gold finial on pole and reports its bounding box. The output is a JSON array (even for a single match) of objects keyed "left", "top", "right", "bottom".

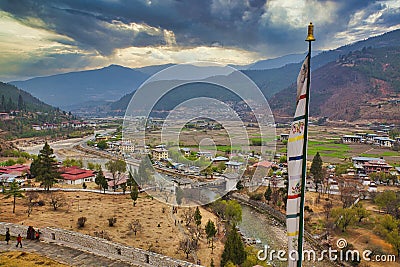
[{"left": 305, "top": 22, "right": 315, "bottom": 42}]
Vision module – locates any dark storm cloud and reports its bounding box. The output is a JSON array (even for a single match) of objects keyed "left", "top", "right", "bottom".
[
  {"left": 0, "top": 0, "right": 398, "bottom": 56},
  {"left": 376, "top": 6, "right": 400, "bottom": 26}
]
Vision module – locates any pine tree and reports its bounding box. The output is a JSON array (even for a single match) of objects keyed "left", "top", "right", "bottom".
[
  {"left": 95, "top": 168, "right": 107, "bottom": 193},
  {"left": 3, "top": 181, "right": 24, "bottom": 213},
  {"left": 264, "top": 182, "right": 272, "bottom": 204},
  {"left": 127, "top": 170, "right": 136, "bottom": 190},
  {"left": 220, "top": 225, "right": 246, "bottom": 267},
  {"left": 6, "top": 97, "right": 14, "bottom": 112},
  {"left": 194, "top": 206, "right": 202, "bottom": 229},
  {"left": 30, "top": 142, "right": 61, "bottom": 191},
  {"left": 130, "top": 184, "right": 139, "bottom": 206},
  {"left": 0, "top": 95, "right": 4, "bottom": 112},
  {"left": 17, "top": 94, "right": 24, "bottom": 110},
  {"left": 205, "top": 219, "right": 217, "bottom": 252},
  {"left": 310, "top": 152, "right": 323, "bottom": 194},
  {"left": 176, "top": 187, "right": 184, "bottom": 205}
]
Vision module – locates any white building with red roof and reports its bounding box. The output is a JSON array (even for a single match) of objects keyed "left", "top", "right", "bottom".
[
  {"left": 60, "top": 166, "right": 95, "bottom": 185},
  {"left": 0, "top": 164, "right": 30, "bottom": 175}
]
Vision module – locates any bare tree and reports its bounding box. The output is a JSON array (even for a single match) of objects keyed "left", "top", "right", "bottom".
[
  {"left": 77, "top": 217, "right": 87, "bottom": 228},
  {"left": 182, "top": 207, "right": 194, "bottom": 226},
  {"left": 128, "top": 219, "right": 142, "bottom": 236},
  {"left": 108, "top": 217, "right": 117, "bottom": 227},
  {"left": 323, "top": 200, "right": 333, "bottom": 220},
  {"left": 49, "top": 192, "right": 66, "bottom": 211},
  {"left": 338, "top": 179, "right": 360, "bottom": 208},
  {"left": 178, "top": 237, "right": 197, "bottom": 259},
  {"left": 25, "top": 191, "right": 39, "bottom": 217},
  {"left": 105, "top": 159, "right": 126, "bottom": 192}
]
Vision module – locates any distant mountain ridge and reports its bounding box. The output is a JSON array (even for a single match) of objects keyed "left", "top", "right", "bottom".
[
  {"left": 270, "top": 46, "right": 400, "bottom": 123},
  {"left": 11, "top": 65, "right": 149, "bottom": 109}
]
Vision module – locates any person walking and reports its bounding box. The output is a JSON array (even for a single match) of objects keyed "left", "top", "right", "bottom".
[
  {"left": 5, "top": 229, "right": 10, "bottom": 245},
  {"left": 16, "top": 234, "right": 22, "bottom": 248},
  {"left": 35, "top": 229, "right": 40, "bottom": 241}
]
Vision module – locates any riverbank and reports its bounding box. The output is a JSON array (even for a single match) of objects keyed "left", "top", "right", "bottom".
[{"left": 232, "top": 192, "right": 338, "bottom": 267}]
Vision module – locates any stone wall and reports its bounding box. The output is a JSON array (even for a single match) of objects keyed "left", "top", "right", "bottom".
[{"left": 0, "top": 222, "right": 201, "bottom": 267}]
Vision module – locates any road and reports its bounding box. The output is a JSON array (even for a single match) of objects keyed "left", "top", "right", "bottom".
[{"left": 17, "top": 129, "right": 116, "bottom": 168}]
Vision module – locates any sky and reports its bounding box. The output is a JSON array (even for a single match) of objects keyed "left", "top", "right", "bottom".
[{"left": 0, "top": 0, "right": 400, "bottom": 81}]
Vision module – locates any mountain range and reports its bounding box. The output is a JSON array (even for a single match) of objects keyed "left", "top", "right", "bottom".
[{"left": 6, "top": 29, "right": 400, "bottom": 123}]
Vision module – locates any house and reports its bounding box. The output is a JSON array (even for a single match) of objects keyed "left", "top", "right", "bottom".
[
  {"left": 352, "top": 157, "right": 382, "bottom": 166},
  {"left": 374, "top": 137, "right": 395, "bottom": 147},
  {"left": 0, "top": 173, "right": 26, "bottom": 186},
  {"left": 60, "top": 166, "right": 95, "bottom": 185},
  {"left": 363, "top": 160, "right": 392, "bottom": 174},
  {"left": 197, "top": 151, "right": 213, "bottom": 160},
  {"left": 32, "top": 124, "right": 42, "bottom": 131},
  {"left": 180, "top": 148, "right": 191, "bottom": 156},
  {"left": 355, "top": 133, "right": 368, "bottom": 139},
  {"left": 152, "top": 148, "right": 169, "bottom": 161},
  {"left": 352, "top": 157, "right": 392, "bottom": 174},
  {"left": 329, "top": 180, "right": 339, "bottom": 191},
  {"left": 252, "top": 161, "right": 276, "bottom": 169},
  {"left": 105, "top": 172, "right": 128, "bottom": 191},
  {"left": 212, "top": 156, "right": 229, "bottom": 163},
  {"left": 71, "top": 121, "right": 83, "bottom": 128},
  {"left": 225, "top": 161, "right": 243, "bottom": 171},
  {"left": 342, "top": 135, "right": 362, "bottom": 143},
  {"left": 0, "top": 113, "right": 10, "bottom": 120},
  {"left": 121, "top": 141, "right": 135, "bottom": 153},
  {"left": 368, "top": 182, "right": 377, "bottom": 192},
  {"left": 361, "top": 177, "right": 372, "bottom": 186},
  {"left": 280, "top": 133, "right": 289, "bottom": 141},
  {"left": 95, "top": 134, "right": 110, "bottom": 142},
  {"left": 0, "top": 164, "right": 30, "bottom": 175},
  {"left": 366, "top": 133, "right": 377, "bottom": 142}
]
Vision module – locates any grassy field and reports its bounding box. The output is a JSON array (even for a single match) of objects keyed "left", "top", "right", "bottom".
[
  {"left": 307, "top": 140, "right": 350, "bottom": 159},
  {"left": 0, "top": 191, "right": 224, "bottom": 267},
  {"left": 0, "top": 251, "right": 68, "bottom": 267},
  {"left": 277, "top": 126, "right": 400, "bottom": 164}
]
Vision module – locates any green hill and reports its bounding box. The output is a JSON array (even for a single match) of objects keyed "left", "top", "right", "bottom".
[{"left": 0, "top": 82, "right": 55, "bottom": 113}]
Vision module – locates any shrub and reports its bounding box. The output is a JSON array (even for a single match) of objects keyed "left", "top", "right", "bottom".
[
  {"left": 77, "top": 217, "right": 87, "bottom": 228},
  {"left": 305, "top": 205, "right": 314, "bottom": 213},
  {"left": 108, "top": 217, "right": 117, "bottom": 227},
  {"left": 249, "top": 193, "right": 263, "bottom": 201}
]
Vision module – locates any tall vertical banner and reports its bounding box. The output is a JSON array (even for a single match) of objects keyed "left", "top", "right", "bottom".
[{"left": 286, "top": 55, "right": 309, "bottom": 267}]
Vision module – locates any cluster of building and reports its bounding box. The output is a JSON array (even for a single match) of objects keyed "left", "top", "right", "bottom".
[
  {"left": 0, "top": 164, "right": 30, "bottom": 186},
  {"left": 59, "top": 166, "right": 127, "bottom": 190},
  {"left": 32, "top": 120, "right": 97, "bottom": 131},
  {"left": 341, "top": 133, "right": 399, "bottom": 148},
  {"left": 0, "top": 162, "right": 129, "bottom": 191},
  {"left": 323, "top": 156, "right": 399, "bottom": 194},
  {"left": 94, "top": 134, "right": 135, "bottom": 155}
]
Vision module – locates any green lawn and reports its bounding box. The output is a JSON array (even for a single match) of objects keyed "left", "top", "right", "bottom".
[
  {"left": 305, "top": 140, "right": 349, "bottom": 158},
  {"left": 360, "top": 151, "right": 400, "bottom": 157}
]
